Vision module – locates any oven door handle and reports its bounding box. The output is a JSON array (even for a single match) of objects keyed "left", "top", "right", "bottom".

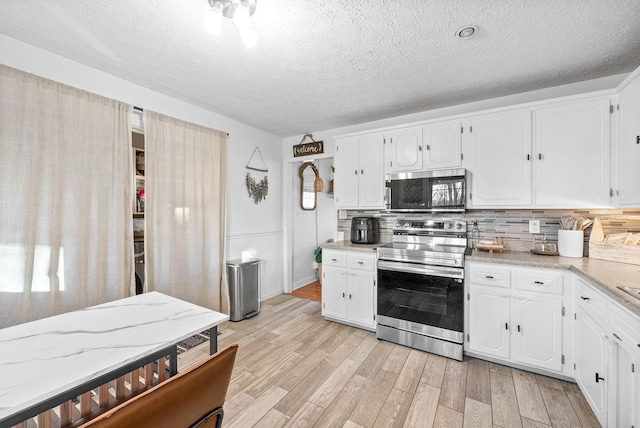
[{"left": 377, "top": 260, "right": 463, "bottom": 280}]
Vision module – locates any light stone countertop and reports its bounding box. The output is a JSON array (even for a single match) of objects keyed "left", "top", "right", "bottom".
[
  {"left": 467, "top": 250, "right": 640, "bottom": 317},
  {"left": 320, "top": 242, "right": 640, "bottom": 316},
  {"left": 320, "top": 240, "right": 385, "bottom": 252}
]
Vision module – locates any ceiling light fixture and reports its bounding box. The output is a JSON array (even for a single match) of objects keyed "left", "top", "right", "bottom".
[
  {"left": 456, "top": 25, "right": 478, "bottom": 39},
  {"left": 204, "top": 0, "right": 258, "bottom": 47}
]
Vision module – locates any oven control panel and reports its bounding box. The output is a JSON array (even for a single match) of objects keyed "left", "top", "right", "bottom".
[{"left": 393, "top": 219, "right": 466, "bottom": 234}]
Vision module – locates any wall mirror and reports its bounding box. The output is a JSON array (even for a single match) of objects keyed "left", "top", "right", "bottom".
[{"left": 299, "top": 162, "right": 320, "bottom": 210}]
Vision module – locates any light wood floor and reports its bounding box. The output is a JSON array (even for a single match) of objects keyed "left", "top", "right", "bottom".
[{"left": 178, "top": 294, "right": 599, "bottom": 428}]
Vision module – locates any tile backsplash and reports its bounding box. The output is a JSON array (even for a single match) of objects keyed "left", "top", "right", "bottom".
[{"left": 337, "top": 208, "right": 640, "bottom": 255}]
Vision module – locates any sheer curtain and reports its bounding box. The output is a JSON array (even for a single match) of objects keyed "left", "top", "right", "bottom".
[
  {"left": 144, "top": 111, "right": 229, "bottom": 314},
  {"left": 0, "top": 65, "right": 133, "bottom": 328}
]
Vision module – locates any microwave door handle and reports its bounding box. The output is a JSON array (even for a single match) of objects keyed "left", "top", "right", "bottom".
[{"left": 384, "top": 186, "right": 391, "bottom": 209}]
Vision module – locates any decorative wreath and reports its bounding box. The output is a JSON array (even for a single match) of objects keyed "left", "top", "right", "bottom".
[{"left": 245, "top": 173, "right": 268, "bottom": 204}]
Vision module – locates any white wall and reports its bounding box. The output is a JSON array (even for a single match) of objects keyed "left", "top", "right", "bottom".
[{"left": 1, "top": 35, "right": 286, "bottom": 300}]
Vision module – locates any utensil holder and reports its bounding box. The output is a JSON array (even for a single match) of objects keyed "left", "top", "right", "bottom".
[{"left": 558, "top": 230, "right": 584, "bottom": 258}]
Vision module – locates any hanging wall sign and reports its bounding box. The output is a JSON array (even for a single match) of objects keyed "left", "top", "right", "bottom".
[{"left": 293, "top": 133, "right": 324, "bottom": 157}]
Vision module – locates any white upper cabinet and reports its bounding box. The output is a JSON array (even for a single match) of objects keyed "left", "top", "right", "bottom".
[
  {"left": 334, "top": 132, "right": 385, "bottom": 209},
  {"left": 384, "top": 121, "right": 462, "bottom": 173},
  {"left": 616, "top": 70, "right": 640, "bottom": 206},
  {"left": 422, "top": 120, "right": 462, "bottom": 170},
  {"left": 384, "top": 126, "right": 423, "bottom": 173},
  {"left": 533, "top": 97, "right": 611, "bottom": 207},
  {"left": 466, "top": 110, "right": 532, "bottom": 207},
  {"left": 334, "top": 136, "right": 359, "bottom": 207}
]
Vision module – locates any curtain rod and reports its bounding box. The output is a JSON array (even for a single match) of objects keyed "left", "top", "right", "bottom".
[{"left": 133, "top": 106, "right": 229, "bottom": 136}]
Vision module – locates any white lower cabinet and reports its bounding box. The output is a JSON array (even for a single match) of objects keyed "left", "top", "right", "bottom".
[
  {"left": 575, "top": 305, "right": 608, "bottom": 426},
  {"left": 574, "top": 276, "right": 640, "bottom": 427},
  {"left": 322, "top": 250, "right": 376, "bottom": 331},
  {"left": 608, "top": 340, "right": 639, "bottom": 428},
  {"left": 511, "top": 293, "right": 563, "bottom": 372},
  {"left": 468, "top": 284, "right": 510, "bottom": 359},
  {"left": 608, "top": 297, "right": 640, "bottom": 428},
  {"left": 466, "top": 262, "right": 569, "bottom": 376}
]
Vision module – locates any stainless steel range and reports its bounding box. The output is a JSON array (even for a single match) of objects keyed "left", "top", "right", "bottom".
[{"left": 376, "top": 219, "right": 470, "bottom": 361}]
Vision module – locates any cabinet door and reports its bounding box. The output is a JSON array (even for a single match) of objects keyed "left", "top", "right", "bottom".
[
  {"left": 468, "top": 284, "right": 511, "bottom": 359},
  {"left": 575, "top": 307, "right": 608, "bottom": 426},
  {"left": 534, "top": 98, "right": 611, "bottom": 207},
  {"left": 322, "top": 267, "right": 347, "bottom": 320},
  {"left": 423, "top": 120, "right": 462, "bottom": 170},
  {"left": 334, "top": 137, "right": 359, "bottom": 208},
  {"left": 467, "top": 110, "right": 532, "bottom": 207},
  {"left": 385, "top": 127, "right": 423, "bottom": 172},
  {"left": 358, "top": 132, "right": 385, "bottom": 208},
  {"left": 511, "top": 294, "right": 563, "bottom": 372},
  {"left": 347, "top": 270, "right": 375, "bottom": 328},
  {"left": 608, "top": 342, "right": 639, "bottom": 428},
  {"left": 617, "top": 73, "right": 640, "bottom": 206}
]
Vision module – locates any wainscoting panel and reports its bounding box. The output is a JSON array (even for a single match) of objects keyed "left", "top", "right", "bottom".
[{"left": 226, "top": 232, "right": 284, "bottom": 301}]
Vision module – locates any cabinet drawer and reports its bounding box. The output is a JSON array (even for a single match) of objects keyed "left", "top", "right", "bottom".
[
  {"left": 514, "top": 269, "right": 563, "bottom": 295},
  {"left": 576, "top": 278, "right": 607, "bottom": 323},
  {"left": 610, "top": 303, "right": 640, "bottom": 351},
  {"left": 469, "top": 264, "right": 511, "bottom": 288},
  {"left": 347, "top": 253, "right": 375, "bottom": 271},
  {"left": 324, "top": 251, "right": 347, "bottom": 267}
]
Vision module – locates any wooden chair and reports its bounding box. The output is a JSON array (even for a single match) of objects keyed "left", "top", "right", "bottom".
[{"left": 77, "top": 344, "right": 238, "bottom": 428}]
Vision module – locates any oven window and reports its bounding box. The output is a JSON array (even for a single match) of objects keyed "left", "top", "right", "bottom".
[
  {"left": 431, "top": 177, "right": 465, "bottom": 209},
  {"left": 377, "top": 268, "right": 463, "bottom": 333}
]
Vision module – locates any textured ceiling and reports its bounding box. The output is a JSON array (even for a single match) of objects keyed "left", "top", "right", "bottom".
[{"left": 1, "top": 1, "right": 640, "bottom": 137}]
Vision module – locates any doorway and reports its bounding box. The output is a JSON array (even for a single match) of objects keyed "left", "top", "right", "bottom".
[{"left": 288, "top": 157, "right": 335, "bottom": 294}]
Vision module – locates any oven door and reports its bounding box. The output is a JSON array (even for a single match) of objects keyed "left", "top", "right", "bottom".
[{"left": 377, "top": 260, "right": 464, "bottom": 342}]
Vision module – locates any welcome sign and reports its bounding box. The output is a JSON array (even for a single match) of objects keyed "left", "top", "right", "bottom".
[{"left": 293, "top": 141, "right": 324, "bottom": 157}]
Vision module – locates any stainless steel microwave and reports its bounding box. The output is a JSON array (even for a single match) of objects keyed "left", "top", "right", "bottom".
[{"left": 385, "top": 168, "right": 466, "bottom": 212}]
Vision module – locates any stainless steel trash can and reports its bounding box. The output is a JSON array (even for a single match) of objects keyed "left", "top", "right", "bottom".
[{"left": 227, "top": 258, "right": 260, "bottom": 322}]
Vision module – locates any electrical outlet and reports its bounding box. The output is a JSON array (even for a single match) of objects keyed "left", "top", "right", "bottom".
[
  {"left": 529, "top": 220, "right": 541, "bottom": 234},
  {"left": 338, "top": 210, "right": 347, "bottom": 220}
]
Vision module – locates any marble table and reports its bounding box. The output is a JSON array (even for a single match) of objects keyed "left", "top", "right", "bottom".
[{"left": 0, "top": 291, "right": 229, "bottom": 427}]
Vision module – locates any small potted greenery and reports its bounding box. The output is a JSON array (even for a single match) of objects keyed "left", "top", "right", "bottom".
[{"left": 314, "top": 247, "right": 322, "bottom": 283}]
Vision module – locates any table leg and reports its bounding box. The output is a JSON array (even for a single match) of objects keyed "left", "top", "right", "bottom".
[
  {"left": 169, "top": 345, "right": 178, "bottom": 376},
  {"left": 209, "top": 326, "right": 218, "bottom": 355}
]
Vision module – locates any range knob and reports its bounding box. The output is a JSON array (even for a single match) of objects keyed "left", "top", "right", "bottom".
[
  {"left": 403, "top": 222, "right": 410, "bottom": 228},
  {"left": 455, "top": 222, "right": 464, "bottom": 230}
]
